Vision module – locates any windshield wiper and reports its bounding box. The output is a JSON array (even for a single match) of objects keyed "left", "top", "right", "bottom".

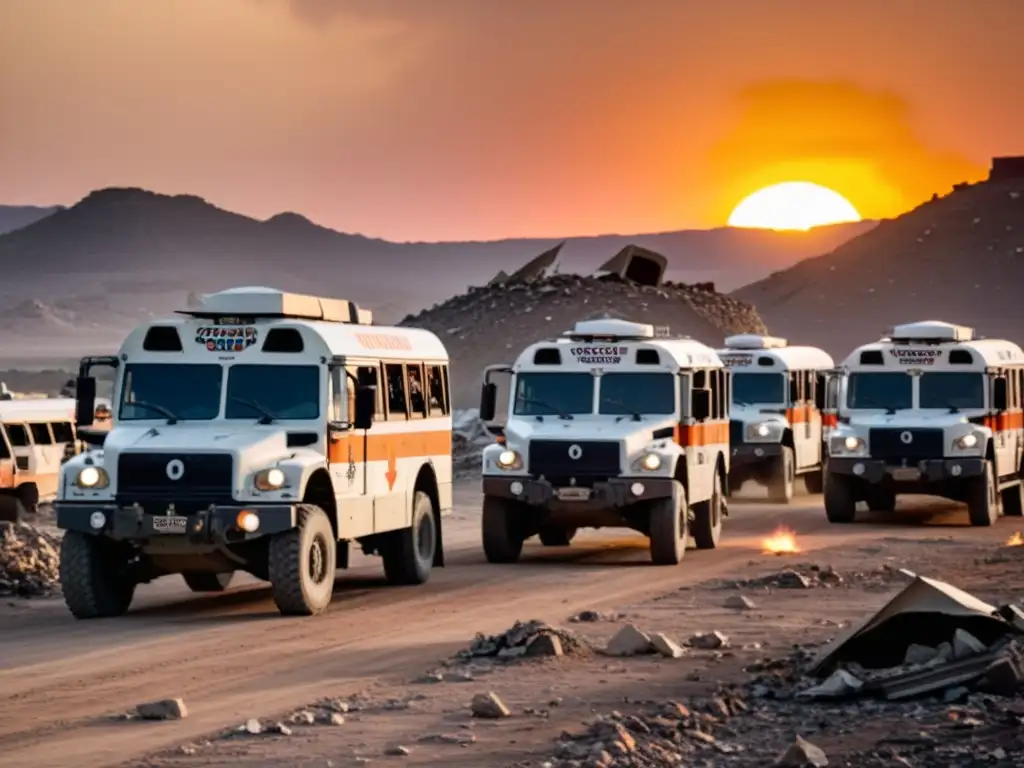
[
  {"left": 516, "top": 397, "right": 573, "bottom": 420},
  {"left": 130, "top": 401, "right": 179, "bottom": 425},
  {"left": 602, "top": 399, "right": 643, "bottom": 422},
  {"left": 230, "top": 396, "right": 278, "bottom": 425},
  {"left": 854, "top": 398, "right": 898, "bottom": 415}
]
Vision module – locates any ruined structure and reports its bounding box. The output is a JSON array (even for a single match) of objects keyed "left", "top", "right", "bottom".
[
  {"left": 592, "top": 244, "right": 667, "bottom": 287},
  {"left": 989, "top": 156, "right": 1024, "bottom": 182}
]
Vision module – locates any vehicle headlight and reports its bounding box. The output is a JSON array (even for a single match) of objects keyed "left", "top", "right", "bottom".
[
  {"left": 254, "top": 467, "right": 288, "bottom": 491},
  {"left": 76, "top": 466, "right": 110, "bottom": 489},
  {"left": 632, "top": 452, "right": 663, "bottom": 472},
  {"left": 831, "top": 435, "right": 864, "bottom": 454},
  {"left": 954, "top": 433, "right": 980, "bottom": 450},
  {"left": 495, "top": 449, "right": 523, "bottom": 471},
  {"left": 746, "top": 422, "right": 778, "bottom": 440}
]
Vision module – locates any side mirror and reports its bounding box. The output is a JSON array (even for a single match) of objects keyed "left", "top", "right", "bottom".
[
  {"left": 480, "top": 382, "right": 498, "bottom": 422},
  {"left": 691, "top": 388, "right": 712, "bottom": 421},
  {"left": 353, "top": 386, "right": 375, "bottom": 431},
  {"left": 75, "top": 376, "right": 97, "bottom": 427},
  {"left": 994, "top": 378, "right": 1008, "bottom": 411}
]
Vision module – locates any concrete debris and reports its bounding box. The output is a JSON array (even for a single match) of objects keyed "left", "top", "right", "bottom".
[
  {"left": 460, "top": 620, "right": 592, "bottom": 661},
  {"left": 0, "top": 522, "right": 61, "bottom": 598},
  {"left": 713, "top": 563, "right": 912, "bottom": 592},
  {"left": 451, "top": 408, "right": 495, "bottom": 476},
  {"left": 605, "top": 624, "right": 653, "bottom": 656},
  {"left": 570, "top": 609, "right": 625, "bottom": 623},
  {"left": 952, "top": 628, "right": 987, "bottom": 659},
  {"left": 724, "top": 595, "right": 757, "bottom": 610},
  {"left": 687, "top": 630, "right": 730, "bottom": 650},
  {"left": 526, "top": 633, "right": 564, "bottom": 658},
  {"left": 649, "top": 633, "right": 686, "bottom": 659},
  {"left": 135, "top": 698, "right": 188, "bottom": 721},
  {"left": 470, "top": 692, "right": 511, "bottom": 718},
  {"left": 385, "top": 745, "right": 411, "bottom": 756},
  {"left": 797, "top": 669, "right": 863, "bottom": 700},
  {"left": 774, "top": 735, "right": 829, "bottom": 767}
]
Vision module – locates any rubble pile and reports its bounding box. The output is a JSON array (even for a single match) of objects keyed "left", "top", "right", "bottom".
[
  {"left": 402, "top": 273, "right": 766, "bottom": 409},
  {"left": 710, "top": 563, "right": 915, "bottom": 592},
  {"left": 0, "top": 522, "right": 60, "bottom": 598},
  {"left": 451, "top": 408, "right": 494, "bottom": 476},
  {"left": 457, "top": 620, "right": 593, "bottom": 662}
]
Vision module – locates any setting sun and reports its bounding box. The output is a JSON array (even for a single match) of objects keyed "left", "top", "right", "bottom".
[{"left": 728, "top": 181, "right": 862, "bottom": 231}]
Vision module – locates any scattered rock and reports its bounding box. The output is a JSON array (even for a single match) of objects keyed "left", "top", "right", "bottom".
[
  {"left": 0, "top": 522, "right": 60, "bottom": 598},
  {"left": 384, "top": 745, "right": 410, "bottom": 756},
  {"left": 135, "top": 698, "right": 188, "bottom": 721},
  {"left": 241, "top": 718, "right": 262, "bottom": 735},
  {"left": 952, "top": 628, "right": 987, "bottom": 659},
  {"left": 649, "top": 633, "right": 685, "bottom": 659},
  {"left": 470, "top": 692, "right": 511, "bottom": 719},
  {"left": 605, "top": 624, "right": 653, "bottom": 656},
  {"left": 903, "top": 643, "right": 937, "bottom": 665},
  {"left": 687, "top": 630, "right": 729, "bottom": 650},
  {"left": 461, "top": 620, "right": 591, "bottom": 661},
  {"left": 775, "top": 735, "right": 828, "bottom": 766},
  {"left": 724, "top": 594, "right": 756, "bottom": 610}
]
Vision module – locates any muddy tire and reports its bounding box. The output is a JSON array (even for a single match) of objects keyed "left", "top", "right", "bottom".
[
  {"left": 59, "top": 531, "right": 136, "bottom": 619},
  {"left": 1002, "top": 482, "right": 1024, "bottom": 517},
  {"left": 691, "top": 470, "right": 723, "bottom": 550},
  {"left": 183, "top": 571, "right": 235, "bottom": 592},
  {"left": 482, "top": 495, "right": 524, "bottom": 563},
  {"left": 15, "top": 482, "right": 39, "bottom": 514},
  {"left": 803, "top": 459, "right": 825, "bottom": 495},
  {"left": 967, "top": 461, "right": 1000, "bottom": 527},
  {"left": 767, "top": 446, "right": 795, "bottom": 504},
  {"left": 824, "top": 472, "right": 857, "bottom": 524},
  {"left": 268, "top": 504, "right": 336, "bottom": 616},
  {"left": 382, "top": 491, "right": 437, "bottom": 585},
  {"left": 538, "top": 526, "right": 575, "bottom": 546},
  {"left": 649, "top": 480, "right": 687, "bottom": 565}
]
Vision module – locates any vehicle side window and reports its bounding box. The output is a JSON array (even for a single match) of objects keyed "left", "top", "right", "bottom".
[
  {"left": 708, "top": 369, "right": 721, "bottom": 420},
  {"left": 0, "top": 432, "right": 9, "bottom": 459},
  {"left": 383, "top": 363, "right": 407, "bottom": 419},
  {"left": 356, "top": 365, "right": 383, "bottom": 416},
  {"left": 51, "top": 421, "right": 75, "bottom": 443},
  {"left": 407, "top": 364, "right": 427, "bottom": 418},
  {"left": 5, "top": 423, "right": 29, "bottom": 447},
  {"left": 427, "top": 364, "right": 448, "bottom": 416},
  {"left": 29, "top": 423, "right": 53, "bottom": 445},
  {"left": 722, "top": 369, "right": 731, "bottom": 417}
]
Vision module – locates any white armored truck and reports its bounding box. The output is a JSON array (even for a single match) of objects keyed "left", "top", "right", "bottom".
[
  {"left": 717, "top": 334, "right": 835, "bottom": 502},
  {"left": 825, "top": 320, "right": 1024, "bottom": 526},
  {"left": 56, "top": 287, "right": 453, "bottom": 618},
  {"left": 478, "top": 319, "right": 731, "bottom": 565}
]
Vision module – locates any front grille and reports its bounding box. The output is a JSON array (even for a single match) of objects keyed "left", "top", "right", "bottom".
[
  {"left": 528, "top": 440, "right": 620, "bottom": 484},
  {"left": 730, "top": 420, "right": 745, "bottom": 445},
  {"left": 868, "top": 428, "right": 945, "bottom": 462},
  {"left": 117, "top": 452, "right": 234, "bottom": 510}
]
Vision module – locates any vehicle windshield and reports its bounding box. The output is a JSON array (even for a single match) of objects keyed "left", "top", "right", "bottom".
[
  {"left": 513, "top": 372, "right": 593, "bottom": 416},
  {"left": 732, "top": 373, "right": 785, "bottom": 405},
  {"left": 119, "top": 363, "right": 222, "bottom": 421},
  {"left": 919, "top": 372, "right": 985, "bottom": 410},
  {"left": 598, "top": 373, "right": 675, "bottom": 415},
  {"left": 225, "top": 365, "right": 321, "bottom": 420},
  {"left": 845, "top": 372, "right": 913, "bottom": 411}
]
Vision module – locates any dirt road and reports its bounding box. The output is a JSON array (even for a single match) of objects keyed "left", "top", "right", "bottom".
[{"left": 0, "top": 482, "right": 1006, "bottom": 768}]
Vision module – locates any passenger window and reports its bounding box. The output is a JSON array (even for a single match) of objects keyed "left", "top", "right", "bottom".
[
  {"left": 427, "top": 365, "right": 448, "bottom": 416},
  {"left": 383, "top": 363, "right": 407, "bottom": 419},
  {"left": 407, "top": 364, "right": 427, "bottom": 418},
  {"left": 51, "top": 421, "right": 75, "bottom": 443},
  {"left": 29, "top": 423, "right": 53, "bottom": 445},
  {"left": 708, "top": 369, "right": 721, "bottom": 420},
  {"left": 5, "top": 424, "right": 29, "bottom": 447},
  {"left": 356, "top": 365, "right": 382, "bottom": 416}
]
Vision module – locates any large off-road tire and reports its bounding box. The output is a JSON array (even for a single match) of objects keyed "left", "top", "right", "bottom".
[
  {"left": 967, "top": 461, "right": 1000, "bottom": 527},
  {"left": 866, "top": 489, "right": 897, "bottom": 513},
  {"left": 538, "top": 526, "right": 576, "bottom": 547},
  {"left": 267, "top": 504, "right": 336, "bottom": 616},
  {"left": 803, "top": 459, "right": 825, "bottom": 495},
  {"left": 0, "top": 495, "right": 20, "bottom": 523},
  {"left": 482, "top": 495, "right": 524, "bottom": 563},
  {"left": 1001, "top": 482, "right": 1024, "bottom": 517},
  {"left": 824, "top": 472, "right": 857, "bottom": 524},
  {"left": 59, "top": 531, "right": 136, "bottom": 619},
  {"left": 691, "top": 470, "right": 724, "bottom": 550},
  {"left": 182, "top": 571, "right": 235, "bottom": 592},
  {"left": 767, "top": 446, "right": 795, "bottom": 504},
  {"left": 649, "top": 480, "right": 688, "bottom": 565},
  {"left": 382, "top": 490, "right": 437, "bottom": 585},
  {"left": 16, "top": 482, "right": 39, "bottom": 514}
]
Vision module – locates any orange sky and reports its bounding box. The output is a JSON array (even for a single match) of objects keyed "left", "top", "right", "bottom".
[{"left": 0, "top": 0, "right": 1021, "bottom": 241}]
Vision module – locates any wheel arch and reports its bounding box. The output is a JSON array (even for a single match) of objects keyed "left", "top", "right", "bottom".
[{"left": 413, "top": 460, "right": 444, "bottom": 567}]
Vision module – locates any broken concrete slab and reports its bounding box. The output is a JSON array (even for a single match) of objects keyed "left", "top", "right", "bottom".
[
  {"left": 903, "top": 643, "right": 938, "bottom": 665},
  {"left": 687, "top": 630, "right": 729, "bottom": 650},
  {"left": 650, "top": 633, "right": 685, "bottom": 659},
  {"left": 605, "top": 624, "right": 653, "bottom": 656},
  {"left": 774, "top": 735, "right": 828, "bottom": 767},
  {"left": 797, "top": 669, "right": 863, "bottom": 700},
  {"left": 525, "top": 633, "right": 564, "bottom": 658},
  {"left": 952, "top": 628, "right": 987, "bottom": 659}
]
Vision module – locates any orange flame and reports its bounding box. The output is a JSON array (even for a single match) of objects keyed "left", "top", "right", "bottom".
[
  {"left": 1005, "top": 532, "right": 1023, "bottom": 547},
  {"left": 762, "top": 526, "right": 800, "bottom": 555}
]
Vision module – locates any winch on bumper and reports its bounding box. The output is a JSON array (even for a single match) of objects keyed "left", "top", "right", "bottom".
[
  {"left": 482, "top": 476, "right": 674, "bottom": 509},
  {"left": 55, "top": 502, "right": 297, "bottom": 543},
  {"left": 827, "top": 457, "right": 986, "bottom": 485}
]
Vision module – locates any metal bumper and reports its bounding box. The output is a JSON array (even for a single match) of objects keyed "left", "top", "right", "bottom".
[
  {"left": 482, "top": 476, "right": 674, "bottom": 509},
  {"left": 55, "top": 502, "right": 297, "bottom": 542},
  {"left": 828, "top": 457, "right": 986, "bottom": 485},
  {"left": 730, "top": 443, "right": 782, "bottom": 469}
]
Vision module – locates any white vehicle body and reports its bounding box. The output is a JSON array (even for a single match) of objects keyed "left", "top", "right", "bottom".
[
  {"left": 478, "top": 318, "right": 730, "bottom": 565},
  {"left": 717, "top": 334, "right": 835, "bottom": 502},
  {"left": 0, "top": 397, "right": 78, "bottom": 519},
  {"left": 56, "top": 286, "right": 453, "bottom": 618},
  {"left": 825, "top": 320, "right": 1024, "bottom": 526}
]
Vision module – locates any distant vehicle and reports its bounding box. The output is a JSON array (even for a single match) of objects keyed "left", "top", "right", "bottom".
[
  {"left": 478, "top": 318, "right": 730, "bottom": 565},
  {"left": 55, "top": 286, "right": 452, "bottom": 618},
  {"left": 717, "top": 335, "right": 835, "bottom": 502},
  {"left": 825, "top": 320, "right": 1024, "bottom": 526}
]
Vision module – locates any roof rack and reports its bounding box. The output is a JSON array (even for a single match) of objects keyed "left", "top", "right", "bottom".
[
  {"left": 723, "top": 334, "right": 788, "bottom": 350},
  {"left": 563, "top": 319, "right": 655, "bottom": 341},
  {"left": 887, "top": 320, "right": 974, "bottom": 344},
  {"left": 178, "top": 287, "right": 373, "bottom": 325}
]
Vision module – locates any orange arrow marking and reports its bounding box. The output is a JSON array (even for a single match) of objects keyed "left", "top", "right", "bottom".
[{"left": 385, "top": 443, "right": 397, "bottom": 490}]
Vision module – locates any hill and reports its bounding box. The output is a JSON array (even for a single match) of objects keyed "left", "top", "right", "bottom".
[
  {"left": 402, "top": 273, "right": 766, "bottom": 409},
  {"left": 732, "top": 174, "right": 1024, "bottom": 358},
  {"left": 0, "top": 187, "right": 870, "bottom": 358},
  {"left": 0, "top": 205, "right": 62, "bottom": 236}
]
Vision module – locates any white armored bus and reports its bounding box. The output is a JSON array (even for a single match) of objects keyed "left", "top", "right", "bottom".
[
  {"left": 717, "top": 334, "right": 835, "bottom": 502},
  {"left": 56, "top": 287, "right": 453, "bottom": 618},
  {"left": 478, "top": 318, "right": 731, "bottom": 565},
  {"left": 825, "top": 320, "right": 1024, "bottom": 526}
]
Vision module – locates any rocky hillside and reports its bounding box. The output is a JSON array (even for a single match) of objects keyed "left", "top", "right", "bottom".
[
  {"left": 0, "top": 205, "right": 62, "bottom": 236},
  {"left": 402, "top": 274, "right": 767, "bottom": 409},
  {"left": 733, "top": 175, "right": 1024, "bottom": 358}
]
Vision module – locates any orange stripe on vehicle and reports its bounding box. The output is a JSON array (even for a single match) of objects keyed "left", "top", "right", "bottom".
[
  {"left": 674, "top": 421, "right": 729, "bottom": 447},
  {"left": 327, "top": 429, "right": 452, "bottom": 464},
  {"left": 822, "top": 413, "right": 839, "bottom": 428},
  {"left": 0, "top": 460, "right": 14, "bottom": 489}
]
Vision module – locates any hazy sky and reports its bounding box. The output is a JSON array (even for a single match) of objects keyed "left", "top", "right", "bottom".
[{"left": 1, "top": 0, "right": 1022, "bottom": 241}]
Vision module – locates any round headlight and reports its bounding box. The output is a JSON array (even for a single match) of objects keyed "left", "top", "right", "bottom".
[
  {"left": 497, "top": 450, "right": 517, "bottom": 467},
  {"left": 266, "top": 468, "right": 286, "bottom": 488},
  {"left": 640, "top": 452, "right": 662, "bottom": 471},
  {"left": 77, "top": 466, "right": 101, "bottom": 488},
  {"left": 956, "top": 434, "right": 978, "bottom": 449},
  {"left": 755, "top": 424, "right": 770, "bottom": 437},
  {"left": 843, "top": 436, "right": 860, "bottom": 451}
]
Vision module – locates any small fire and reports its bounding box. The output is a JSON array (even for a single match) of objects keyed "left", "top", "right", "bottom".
[
  {"left": 762, "top": 526, "right": 800, "bottom": 555},
  {"left": 1005, "top": 532, "right": 1024, "bottom": 547}
]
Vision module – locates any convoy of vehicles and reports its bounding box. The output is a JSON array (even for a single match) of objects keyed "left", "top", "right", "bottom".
[
  {"left": 477, "top": 318, "right": 730, "bottom": 565},
  {"left": 55, "top": 287, "right": 452, "bottom": 618},
  {"left": 718, "top": 334, "right": 835, "bottom": 503},
  {"left": 824, "top": 320, "right": 1024, "bottom": 527}
]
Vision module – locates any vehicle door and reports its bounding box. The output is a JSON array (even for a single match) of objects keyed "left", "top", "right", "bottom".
[{"left": 327, "top": 362, "right": 374, "bottom": 537}]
